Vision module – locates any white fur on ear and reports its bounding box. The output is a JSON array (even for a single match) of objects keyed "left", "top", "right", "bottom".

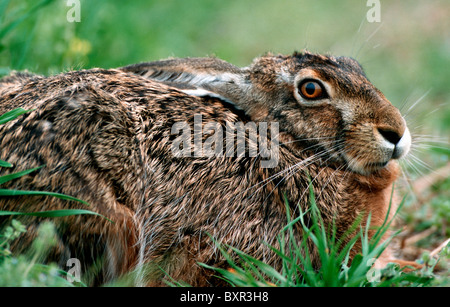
[
  {"left": 122, "top": 60, "right": 252, "bottom": 114},
  {"left": 169, "top": 72, "right": 219, "bottom": 86},
  {"left": 179, "top": 88, "right": 243, "bottom": 110},
  {"left": 147, "top": 70, "right": 240, "bottom": 87}
]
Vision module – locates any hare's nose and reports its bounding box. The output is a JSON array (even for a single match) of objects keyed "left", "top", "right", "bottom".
[
  {"left": 378, "top": 128, "right": 402, "bottom": 145},
  {"left": 377, "top": 127, "right": 411, "bottom": 159}
]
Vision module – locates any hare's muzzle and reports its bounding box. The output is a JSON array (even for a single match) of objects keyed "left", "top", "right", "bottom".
[
  {"left": 343, "top": 106, "right": 411, "bottom": 175},
  {"left": 376, "top": 125, "right": 411, "bottom": 160}
]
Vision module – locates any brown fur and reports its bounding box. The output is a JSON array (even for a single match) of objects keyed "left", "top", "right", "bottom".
[{"left": 0, "top": 51, "right": 419, "bottom": 286}]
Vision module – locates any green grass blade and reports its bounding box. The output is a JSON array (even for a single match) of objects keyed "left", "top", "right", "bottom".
[
  {"left": 0, "top": 166, "right": 43, "bottom": 185},
  {"left": 430, "top": 146, "right": 450, "bottom": 156},
  {"left": 0, "top": 0, "right": 12, "bottom": 18},
  {"left": 0, "top": 108, "right": 30, "bottom": 125},
  {"left": 31, "top": 263, "right": 88, "bottom": 287},
  {"left": 0, "top": 189, "right": 89, "bottom": 205},
  {"left": 0, "top": 160, "right": 12, "bottom": 168},
  {"left": 0, "top": 0, "right": 54, "bottom": 40},
  {"left": 0, "top": 209, "right": 110, "bottom": 222},
  {"left": 198, "top": 262, "right": 246, "bottom": 286},
  {"left": 230, "top": 246, "right": 288, "bottom": 284}
]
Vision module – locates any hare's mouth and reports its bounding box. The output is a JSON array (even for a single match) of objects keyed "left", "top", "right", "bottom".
[
  {"left": 367, "top": 161, "right": 389, "bottom": 168},
  {"left": 339, "top": 144, "right": 394, "bottom": 175},
  {"left": 363, "top": 161, "right": 390, "bottom": 173},
  {"left": 342, "top": 154, "right": 391, "bottom": 175},
  {"left": 340, "top": 126, "right": 411, "bottom": 175}
]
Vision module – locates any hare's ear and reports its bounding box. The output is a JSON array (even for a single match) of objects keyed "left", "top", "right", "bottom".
[{"left": 120, "top": 57, "right": 264, "bottom": 118}]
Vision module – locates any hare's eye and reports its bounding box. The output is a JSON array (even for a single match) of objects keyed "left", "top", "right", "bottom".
[{"left": 298, "top": 80, "right": 327, "bottom": 100}]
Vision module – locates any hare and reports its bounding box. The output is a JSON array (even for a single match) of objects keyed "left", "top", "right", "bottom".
[{"left": 0, "top": 51, "right": 419, "bottom": 286}]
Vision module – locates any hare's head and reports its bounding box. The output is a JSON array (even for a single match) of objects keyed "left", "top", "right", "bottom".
[{"left": 121, "top": 51, "right": 411, "bottom": 175}]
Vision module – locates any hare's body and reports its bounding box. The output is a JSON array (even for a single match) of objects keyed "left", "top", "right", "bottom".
[{"left": 0, "top": 52, "right": 417, "bottom": 285}]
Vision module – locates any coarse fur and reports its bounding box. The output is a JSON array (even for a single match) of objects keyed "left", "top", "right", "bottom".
[{"left": 0, "top": 51, "right": 419, "bottom": 286}]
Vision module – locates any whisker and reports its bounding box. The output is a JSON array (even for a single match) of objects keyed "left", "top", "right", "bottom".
[
  {"left": 402, "top": 157, "right": 426, "bottom": 179},
  {"left": 412, "top": 134, "right": 449, "bottom": 140},
  {"left": 399, "top": 88, "right": 420, "bottom": 113},
  {"left": 295, "top": 144, "right": 346, "bottom": 206},
  {"left": 403, "top": 90, "right": 431, "bottom": 118},
  {"left": 405, "top": 153, "right": 437, "bottom": 175},
  {"left": 257, "top": 142, "right": 345, "bottom": 208},
  {"left": 354, "top": 21, "right": 384, "bottom": 60},
  {"left": 316, "top": 163, "right": 348, "bottom": 201},
  {"left": 218, "top": 137, "right": 339, "bottom": 209},
  {"left": 399, "top": 159, "right": 425, "bottom": 195},
  {"left": 249, "top": 149, "right": 331, "bottom": 200},
  {"left": 350, "top": 15, "right": 367, "bottom": 59},
  {"left": 278, "top": 136, "right": 336, "bottom": 147},
  {"left": 398, "top": 161, "right": 414, "bottom": 190},
  {"left": 245, "top": 139, "right": 338, "bottom": 192},
  {"left": 412, "top": 136, "right": 449, "bottom": 144},
  {"left": 411, "top": 144, "right": 450, "bottom": 152}
]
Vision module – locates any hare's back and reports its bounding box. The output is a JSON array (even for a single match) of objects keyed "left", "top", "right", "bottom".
[{"left": 0, "top": 68, "right": 243, "bottom": 210}]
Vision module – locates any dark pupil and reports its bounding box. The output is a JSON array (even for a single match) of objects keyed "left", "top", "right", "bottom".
[{"left": 305, "top": 82, "right": 316, "bottom": 95}]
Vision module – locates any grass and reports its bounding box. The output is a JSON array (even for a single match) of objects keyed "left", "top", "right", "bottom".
[
  {"left": 0, "top": 108, "right": 104, "bottom": 287},
  {"left": 196, "top": 186, "right": 444, "bottom": 287},
  {"left": 0, "top": 0, "right": 448, "bottom": 287},
  {"left": 0, "top": 108, "right": 94, "bottom": 211},
  {"left": 0, "top": 219, "right": 82, "bottom": 287}
]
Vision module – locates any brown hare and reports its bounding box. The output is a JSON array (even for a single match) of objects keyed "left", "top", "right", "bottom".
[{"left": 0, "top": 51, "right": 419, "bottom": 286}]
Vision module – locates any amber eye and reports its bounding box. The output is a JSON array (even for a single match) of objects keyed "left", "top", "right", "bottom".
[{"left": 298, "top": 80, "right": 327, "bottom": 100}]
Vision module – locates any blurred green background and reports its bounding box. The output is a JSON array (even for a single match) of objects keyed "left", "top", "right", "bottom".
[{"left": 0, "top": 0, "right": 449, "bottom": 168}]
